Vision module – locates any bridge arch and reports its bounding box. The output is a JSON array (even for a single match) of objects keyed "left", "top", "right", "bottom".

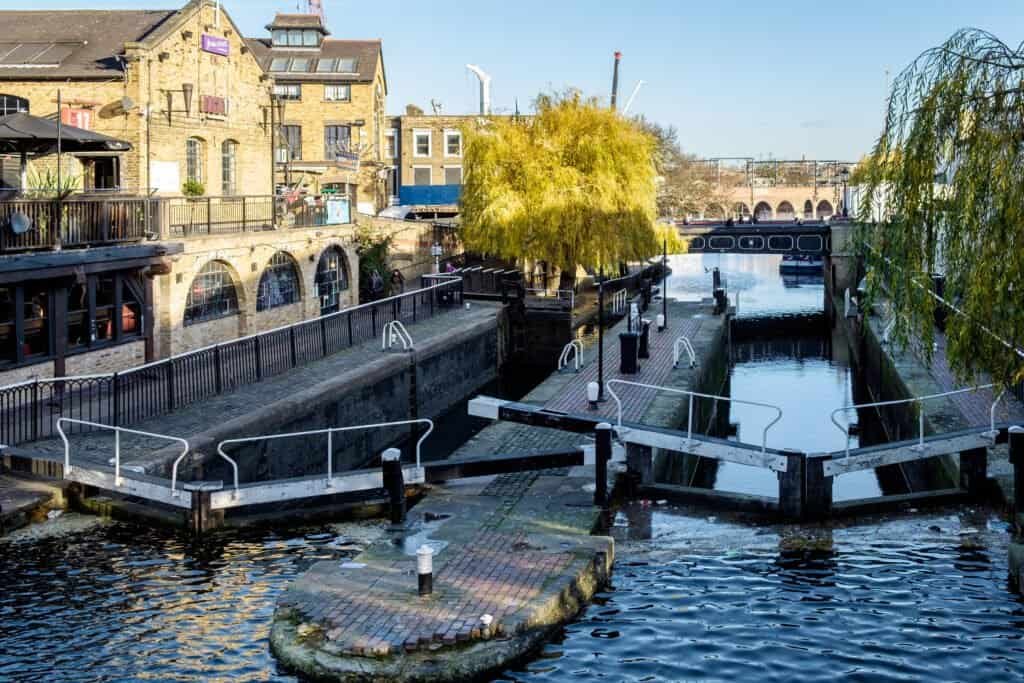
[
  {"left": 753, "top": 201, "right": 773, "bottom": 221},
  {"left": 733, "top": 202, "right": 750, "bottom": 219},
  {"left": 803, "top": 200, "right": 814, "bottom": 219},
  {"left": 776, "top": 201, "right": 795, "bottom": 221},
  {"left": 704, "top": 203, "right": 726, "bottom": 220},
  {"left": 816, "top": 200, "right": 834, "bottom": 219}
]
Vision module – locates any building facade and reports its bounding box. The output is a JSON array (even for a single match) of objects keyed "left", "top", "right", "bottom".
[
  {"left": 0, "top": 0, "right": 273, "bottom": 197},
  {"left": 246, "top": 14, "right": 388, "bottom": 216}
]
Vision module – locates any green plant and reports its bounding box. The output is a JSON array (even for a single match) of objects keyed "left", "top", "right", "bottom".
[
  {"left": 860, "top": 28, "right": 1024, "bottom": 386},
  {"left": 354, "top": 225, "right": 394, "bottom": 301},
  {"left": 182, "top": 179, "right": 205, "bottom": 197},
  {"left": 26, "top": 167, "right": 80, "bottom": 199}
]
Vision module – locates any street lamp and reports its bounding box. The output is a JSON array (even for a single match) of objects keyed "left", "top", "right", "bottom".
[{"left": 840, "top": 167, "right": 850, "bottom": 217}]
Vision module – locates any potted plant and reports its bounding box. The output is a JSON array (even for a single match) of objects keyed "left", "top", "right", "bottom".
[{"left": 181, "top": 180, "right": 205, "bottom": 235}]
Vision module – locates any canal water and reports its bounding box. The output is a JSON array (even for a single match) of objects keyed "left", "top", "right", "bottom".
[
  {"left": 663, "top": 252, "right": 882, "bottom": 500},
  {"left": 1, "top": 253, "right": 1020, "bottom": 681}
]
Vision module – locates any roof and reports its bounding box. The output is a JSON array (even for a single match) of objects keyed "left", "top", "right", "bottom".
[
  {"left": 265, "top": 13, "right": 329, "bottom": 34},
  {"left": 0, "top": 10, "right": 176, "bottom": 80},
  {"left": 246, "top": 38, "right": 382, "bottom": 83}
]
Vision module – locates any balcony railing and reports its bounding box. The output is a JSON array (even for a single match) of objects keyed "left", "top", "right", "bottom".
[
  {"left": 0, "top": 197, "right": 157, "bottom": 252},
  {"left": 0, "top": 194, "right": 355, "bottom": 253}
]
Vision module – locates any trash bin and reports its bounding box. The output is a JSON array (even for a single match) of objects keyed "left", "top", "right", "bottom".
[
  {"left": 619, "top": 332, "right": 640, "bottom": 374},
  {"left": 638, "top": 319, "right": 651, "bottom": 359}
]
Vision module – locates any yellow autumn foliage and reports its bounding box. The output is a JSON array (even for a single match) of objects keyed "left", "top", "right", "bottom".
[{"left": 459, "top": 92, "right": 674, "bottom": 275}]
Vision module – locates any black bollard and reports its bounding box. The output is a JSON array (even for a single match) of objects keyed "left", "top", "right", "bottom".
[
  {"left": 594, "top": 423, "right": 612, "bottom": 507},
  {"left": 381, "top": 448, "right": 406, "bottom": 525},
  {"left": 638, "top": 319, "right": 651, "bottom": 359}
]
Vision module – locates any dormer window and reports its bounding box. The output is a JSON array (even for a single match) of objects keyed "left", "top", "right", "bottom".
[
  {"left": 272, "top": 29, "right": 287, "bottom": 46},
  {"left": 271, "top": 28, "right": 321, "bottom": 47},
  {"left": 337, "top": 58, "right": 357, "bottom": 73},
  {"left": 303, "top": 30, "right": 319, "bottom": 46}
]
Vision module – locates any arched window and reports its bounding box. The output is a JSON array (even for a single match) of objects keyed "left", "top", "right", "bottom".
[
  {"left": 315, "top": 247, "right": 349, "bottom": 315},
  {"left": 754, "top": 201, "right": 773, "bottom": 221},
  {"left": 185, "top": 137, "right": 205, "bottom": 185},
  {"left": 734, "top": 203, "right": 750, "bottom": 219},
  {"left": 777, "top": 201, "right": 795, "bottom": 220},
  {"left": 803, "top": 200, "right": 814, "bottom": 219},
  {"left": 221, "top": 140, "right": 238, "bottom": 195},
  {"left": 0, "top": 94, "right": 29, "bottom": 116},
  {"left": 257, "top": 252, "right": 301, "bottom": 311},
  {"left": 816, "top": 200, "right": 834, "bottom": 219},
  {"left": 184, "top": 261, "right": 239, "bottom": 326}
]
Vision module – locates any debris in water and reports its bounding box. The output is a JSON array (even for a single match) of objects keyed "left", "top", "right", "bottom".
[
  {"left": 340, "top": 562, "right": 367, "bottom": 569},
  {"left": 928, "top": 525, "right": 942, "bottom": 533},
  {"left": 46, "top": 510, "right": 63, "bottom": 520},
  {"left": 656, "top": 500, "right": 668, "bottom": 505},
  {"left": 480, "top": 614, "right": 494, "bottom": 626}
]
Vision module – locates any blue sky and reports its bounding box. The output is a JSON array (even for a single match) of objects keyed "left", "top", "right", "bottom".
[{"left": 19, "top": 0, "right": 1024, "bottom": 160}]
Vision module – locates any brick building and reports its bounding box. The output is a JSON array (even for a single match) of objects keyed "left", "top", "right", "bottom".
[
  {"left": 246, "top": 13, "right": 389, "bottom": 215},
  {"left": 0, "top": 0, "right": 273, "bottom": 197}
]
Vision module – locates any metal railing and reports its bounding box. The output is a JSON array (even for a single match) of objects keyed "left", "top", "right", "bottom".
[
  {"left": 0, "top": 278, "right": 463, "bottom": 447},
  {"left": 0, "top": 197, "right": 156, "bottom": 252},
  {"left": 673, "top": 336, "right": 697, "bottom": 368},
  {"left": 606, "top": 379, "right": 783, "bottom": 453},
  {"left": 56, "top": 417, "right": 189, "bottom": 489},
  {"left": 382, "top": 320, "right": 414, "bottom": 351},
  {"left": 216, "top": 418, "right": 434, "bottom": 499},
  {"left": 166, "top": 195, "right": 275, "bottom": 236},
  {"left": 525, "top": 288, "right": 575, "bottom": 310},
  {"left": 611, "top": 289, "right": 628, "bottom": 315},
  {"left": 829, "top": 384, "right": 1000, "bottom": 457},
  {"left": 558, "top": 340, "right": 584, "bottom": 372}
]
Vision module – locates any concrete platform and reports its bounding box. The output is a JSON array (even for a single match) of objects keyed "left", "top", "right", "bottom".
[{"left": 0, "top": 474, "right": 65, "bottom": 535}]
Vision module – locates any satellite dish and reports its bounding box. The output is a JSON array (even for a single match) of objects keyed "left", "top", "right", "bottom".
[
  {"left": 9, "top": 211, "right": 32, "bottom": 235},
  {"left": 120, "top": 96, "right": 136, "bottom": 111}
]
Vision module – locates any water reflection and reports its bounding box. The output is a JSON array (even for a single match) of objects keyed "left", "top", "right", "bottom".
[{"left": 662, "top": 253, "right": 881, "bottom": 501}]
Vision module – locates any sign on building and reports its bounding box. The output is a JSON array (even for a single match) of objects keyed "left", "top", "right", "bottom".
[
  {"left": 200, "top": 96, "right": 227, "bottom": 115},
  {"left": 60, "top": 108, "right": 92, "bottom": 130},
  {"left": 201, "top": 34, "right": 230, "bottom": 56}
]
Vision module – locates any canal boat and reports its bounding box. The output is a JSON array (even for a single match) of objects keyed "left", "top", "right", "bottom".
[{"left": 779, "top": 254, "right": 824, "bottom": 273}]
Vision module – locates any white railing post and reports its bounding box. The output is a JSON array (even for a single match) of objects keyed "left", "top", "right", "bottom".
[
  {"left": 686, "top": 395, "right": 695, "bottom": 448},
  {"left": 987, "top": 388, "right": 1007, "bottom": 440},
  {"left": 327, "top": 429, "right": 334, "bottom": 488},
  {"left": 114, "top": 428, "right": 122, "bottom": 487}
]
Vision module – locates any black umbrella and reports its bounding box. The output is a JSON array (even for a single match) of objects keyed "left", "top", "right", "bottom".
[{"left": 0, "top": 110, "right": 132, "bottom": 194}]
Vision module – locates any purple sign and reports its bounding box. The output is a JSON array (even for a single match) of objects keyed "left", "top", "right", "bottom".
[{"left": 201, "top": 34, "right": 230, "bottom": 57}]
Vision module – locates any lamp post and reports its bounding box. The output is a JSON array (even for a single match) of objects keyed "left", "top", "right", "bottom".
[
  {"left": 840, "top": 167, "right": 850, "bottom": 217},
  {"left": 662, "top": 238, "right": 668, "bottom": 326}
]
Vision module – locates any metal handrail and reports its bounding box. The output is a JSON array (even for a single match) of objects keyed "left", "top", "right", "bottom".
[
  {"left": 829, "top": 384, "right": 997, "bottom": 457},
  {"left": 215, "top": 418, "right": 434, "bottom": 499},
  {"left": 0, "top": 277, "right": 461, "bottom": 390},
  {"left": 606, "top": 379, "right": 783, "bottom": 453},
  {"left": 558, "top": 340, "right": 584, "bottom": 372},
  {"left": 612, "top": 289, "right": 628, "bottom": 315},
  {"left": 382, "top": 320, "right": 414, "bottom": 351},
  {"left": 56, "top": 417, "right": 189, "bottom": 490},
  {"left": 524, "top": 288, "right": 575, "bottom": 310},
  {"left": 673, "top": 336, "right": 697, "bottom": 369}
]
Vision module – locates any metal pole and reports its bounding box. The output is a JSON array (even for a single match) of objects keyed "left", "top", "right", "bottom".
[
  {"left": 598, "top": 267, "right": 605, "bottom": 401},
  {"left": 594, "top": 422, "right": 612, "bottom": 507},
  {"left": 56, "top": 89, "right": 62, "bottom": 242},
  {"left": 662, "top": 238, "right": 668, "bottom": 326}
]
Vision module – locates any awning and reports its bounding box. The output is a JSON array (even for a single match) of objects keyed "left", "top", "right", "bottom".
[{"left": 0, "top": 112, "right": 132, "bottom": 155}]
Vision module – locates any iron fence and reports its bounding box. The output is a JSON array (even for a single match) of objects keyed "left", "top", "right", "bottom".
[
  {"left": 166, "top": 195, "right": 276, "bottom": 236},
  {"left": 0, "top": 279, "right": 463, "bottom": 447}
]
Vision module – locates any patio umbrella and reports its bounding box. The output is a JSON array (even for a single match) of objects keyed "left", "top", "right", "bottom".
[{"left": 0, "top": 111, "right": 132, "bottom": 190}]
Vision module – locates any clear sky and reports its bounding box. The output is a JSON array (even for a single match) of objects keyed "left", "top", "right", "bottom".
[{"left": 16, "top": 0, "right": 1024, "bottom": 160}]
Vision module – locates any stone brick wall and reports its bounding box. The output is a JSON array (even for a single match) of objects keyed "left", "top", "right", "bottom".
[
  {"left": 273, "top": 50, "right": 388, "bottom": 213},
  {"left": 0, "top": 340, "right": 147, "bottom": 387},
  {"left": 154, "top": 225, "right": 361, "bottom": 357},
  {"left": 0, "top": 1, "right": 272, "bottom": 196},
  {"left": 397, "top": 114, "right": 471, "bottom": 188},
  {"left": 356, "top": 214, "right": 449, "bottom": 283}
]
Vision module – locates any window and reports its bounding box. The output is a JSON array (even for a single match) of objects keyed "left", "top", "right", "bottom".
[
  {"left": 272, "top": 30, "right": 288, "bottom": 46},
  {"left": 315, "top": 247, "right": 349, "bottom": 315},
  {"left": 185, "top": 137, "right": 204, "bottom": 184},
  {"left": 67, "top": 282, "right": 89, "bottom": 350},
  {"left": 270, "top": 57, "right": 290, "bottom": 72},
  {"left": 273, "top": 84, "right": 301, "bottom": 100},
  {"left": 279, "top": 125, "right": 301, "bottom": 162},
  {"left": 413, "top": 129, "right": 431, "bottom": 157},
  {"left": 94, "top": 275, "right": 116, "bottom": 343},
  {"left": 324, "top": 84, "right": 351, "bottom": 102},
  {"left": 0, "top": 287, "right": 14, "bottom": 364},
  {"left": 257, "top": 252, "right": 301, "bottom": 311},
  {"left": 22, "top": 283, "right": 49, "bottom": 359},
  {"left": 387, "top": 167, "right": 398, "bottom": 198},
  {"left": 385, "top": 129, "right": 398, "bottom": 159},
  {"left": 221, "top": 140, "right": 237, "bottom": 195},
  {"left": 324, "top": 125, "right": 351, "bottom": 160},
  {"left": 302, "top": 30, "right": 319, "bottom": 47},
  {"left": 289, "top": 58, "right": 311, "bottom": 72},
  {"left": 413, "top": 166, "right": 431, "bottom": 186},
  {"left": 444, "top": 166, "right": 463, "bottom": 185},
  {"left": 184, "top": 261, "right": 239, "bottom": 326},
  {"left": 287, "top": 29, "right": 303, "bottom": 46},
  {"left": 316, "top": 58, "right": 336, "bottom": 72},
  {"left": 0, "top": 94, "right": 29, "bottom": 116},
  {"left": 444, "top": 130, "right": 462, "bottom": 157},
  {"left": 336, "top": 58, "right": 357, "bottom": 73}
]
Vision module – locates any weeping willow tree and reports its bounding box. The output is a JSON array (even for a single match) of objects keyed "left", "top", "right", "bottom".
[
  {"left": 460, "top": 91, "right": 683, "bottom": 288},
  {"left": 861, "top": 29, "right": 1024, "bottom": 385}
]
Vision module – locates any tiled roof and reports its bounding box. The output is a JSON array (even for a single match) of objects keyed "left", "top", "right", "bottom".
[
  {"left": 246, "top": 38, "right": 381, "bottom": 83},
  {"left": 265, "top": 13, "right": 329, "bottom": 33},
  {"left": 0, "top": 10, "right": 176, "bottom": 80}
]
